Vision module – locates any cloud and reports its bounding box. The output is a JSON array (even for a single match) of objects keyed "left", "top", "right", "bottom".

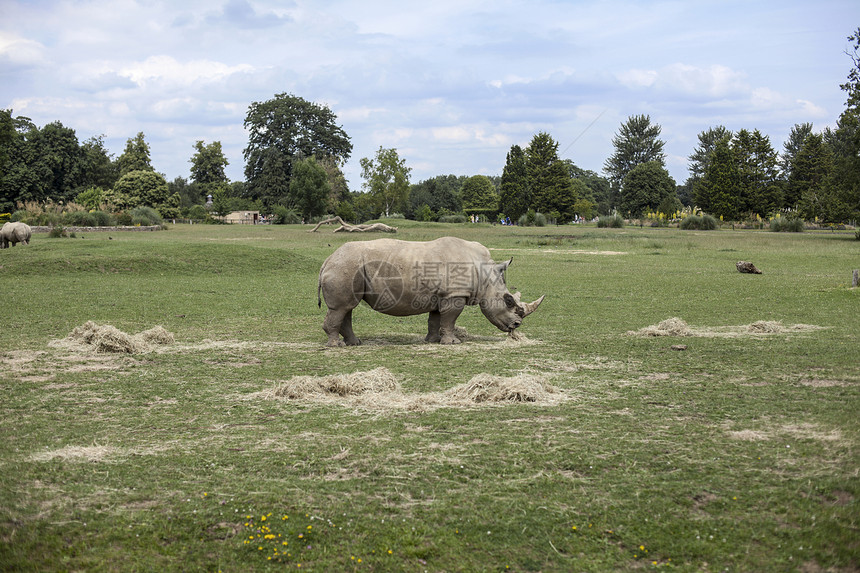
[
  {"left": 205, "top": 0, "right": 294, "bottom": 29},
  {"left": 0, "top": 32, "right": 47, "bottom": 69},
  {"left": 617, "top": 63, "right": 748, "bottom": 98},
  {"left": 117, "top": 55, "right": 255, "bottom": 88}
]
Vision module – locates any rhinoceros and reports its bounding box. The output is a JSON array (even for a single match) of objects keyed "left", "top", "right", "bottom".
[
  {"left": 318, "top": 237, "right": 544, "bottom": 346},
  {"left": 0, "top": 221, "right": 31, "bottom": 248}
]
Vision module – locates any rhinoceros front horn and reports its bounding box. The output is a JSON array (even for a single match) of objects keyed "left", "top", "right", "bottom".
[{"left": 522, "top": 295, "right": 545, "bottom": 317}]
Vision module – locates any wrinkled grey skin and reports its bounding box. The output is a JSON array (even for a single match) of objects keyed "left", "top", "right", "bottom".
[
  {"left": 0, "top": 222, "right": 31, "bottom": 248},
  {"left": 318, "top": 237, "right": 544, "bottom": 346}
]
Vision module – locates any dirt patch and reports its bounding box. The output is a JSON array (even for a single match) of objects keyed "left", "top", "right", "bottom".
[
  {"left": 52, "top": 322, "right": 175, "bottom": 354},
  {"left": 629, "top": 318, "right": 825, "bottom": 338}
]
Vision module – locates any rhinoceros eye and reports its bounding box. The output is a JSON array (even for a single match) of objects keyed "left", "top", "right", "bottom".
[{"left": 503, "top": 293, "right": 517, "bottom": 308}]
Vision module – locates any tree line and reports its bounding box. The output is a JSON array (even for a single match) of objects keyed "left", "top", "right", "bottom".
[{"left": 2, "top": 29, "right": 858, "bottom": 225}]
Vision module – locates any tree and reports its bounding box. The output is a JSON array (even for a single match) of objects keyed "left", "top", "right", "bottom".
[
  {"left": 687, "top": 126, "right": 732, "bottom": 187},
  {"left": 408, "top": 175, "right": 464, "bottom": 218},
  {"left": 190, "top": 140, "right": 229, "bottom": 187},
  {"left": 80, "top": 135, "right": 117, "bottom": 191},
  {"left": 111, "top": 170, "right": 179, "bottom": 217},
  {"left": 359, "top": 146, "right": 411, "bottom": 217},
  {"left": 499, "top": 145, "right": 530, "bottom": 221},
  {"left": 116, "top": 132, "right": 154, "bottom": 176},
  {"left": 695, "top": 138, "right": 741, "bottom": 220},
  {"left": 604, "top": 114, "right": 666, "bottom": 189},
  {"left": 620, "top": 161, "right": 676, "bottom": 217},
  {"left": 732, "top": 129, "right": 782, "bottom": 216},
  {"left": 461, "top": 175, "right": 499, "bottom": 214},
  {"left": 289, "top": 156, "right": 331, "bottom": 221},
  {"left": 526, "top": 132, "right": 577, "bottom": 222},
  {"left": 244, "top": 93, "right": 352, "bottom": 208},
  {"left": 781, "top": 123, "right": 814, "bottom": 190},
  {"left": 825, "top": 27, "right": 860, "bottom": 221},
  {"left": 792, "top": 133, "right": 833, "bottom": 220}
]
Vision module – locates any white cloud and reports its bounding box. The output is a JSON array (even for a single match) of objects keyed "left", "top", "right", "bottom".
[
  {"left": 0, "top": 32, "right": 47, "bottom": 67},
  {"left": 118, "top": 56, "right": 255, "bottom": 88}
]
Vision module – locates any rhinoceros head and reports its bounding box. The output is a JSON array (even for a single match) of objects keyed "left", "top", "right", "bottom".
[{"left": 478, "top": 259, "right": 544, "bottom": 332}]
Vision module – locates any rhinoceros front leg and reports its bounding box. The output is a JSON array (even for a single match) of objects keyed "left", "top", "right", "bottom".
[
  {"left": 438, "top": 297, "right": 466, "bottom": 344},
  {"left": 323, "top": 308, "right": 361, "bottom": 347}
]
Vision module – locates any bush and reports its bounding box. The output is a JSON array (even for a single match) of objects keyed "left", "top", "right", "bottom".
[
  {"left": 518, "top": 210, "right": 548, "bottom": 227},
  {"left": 63, "top": 210, "right": 116, "bottom": 227},
  {"left": 597, "top": 215, "right": 624, "bottom": 228},
  {"left": 439, "top": 214, "right": 468, "bottom": 223},
  {"left": 116, "top": 212, "right": 133, "bottom": 226},
  {"left": 680, "top": 214, "right": 718, "bottom": 230},
  {"left": 769, "top": 217, "right": 805, "bottom": 232},
  {"left": 271, "top": 205, "right": 301, "bottom": 224},
  {"left": 130, "top": 206, "right": 163, "bottom": 226}
]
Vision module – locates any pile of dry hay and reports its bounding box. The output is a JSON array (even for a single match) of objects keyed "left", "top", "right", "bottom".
[
  {"left": 60, "top": 321, "right": 175, "bottom": 353},
  {"left": 262, "top": 368, "right": 563, "bottom": 410},
  {"left": 272, "top": 367, "right": 400, "bottom": 398},
  {"left": 445, "top": 373, "right": 559, "bottom": 403},
  {"left": 630, "top": 317, "right": 693, "bottom": 337},
  {"left": 629, "top": 317, "right": 823, "bottom": 338}
]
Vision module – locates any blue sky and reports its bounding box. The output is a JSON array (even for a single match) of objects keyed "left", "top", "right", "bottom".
[{"left": 1, "top": 0, "right": 856, "bottom": 191}]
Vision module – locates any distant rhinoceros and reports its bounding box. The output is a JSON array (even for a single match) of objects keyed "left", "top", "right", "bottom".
[
  {"left": 318, "top": 237, "right": 544, "bottom": 346},
  {"left": 0, "top": 221, "right": 31, "bottom": 248}
]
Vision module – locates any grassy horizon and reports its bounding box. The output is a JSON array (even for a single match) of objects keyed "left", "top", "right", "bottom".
[{"left": 0, "top": 222, "right": 857, "bottom": 571}]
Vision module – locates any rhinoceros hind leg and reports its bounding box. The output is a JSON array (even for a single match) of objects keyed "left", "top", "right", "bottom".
[
  {"left": 425, "top": 311, "right": 442, "bottom": 343},
  {"left": 324, "top": 308, "right": 359, "bottom": 347},
  {"left": 339, "top": 309, "right": 361, "bottom": 346}
]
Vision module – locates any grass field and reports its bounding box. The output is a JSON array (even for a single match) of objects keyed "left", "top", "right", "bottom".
[{"left": 0, "top": 221, "right": 858, "bottom": 572}]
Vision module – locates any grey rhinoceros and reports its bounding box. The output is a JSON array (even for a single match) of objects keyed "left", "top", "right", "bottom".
[
  {"left": 0, "top": 221, "right": 32, "bottom": 248},
  {"left": 318, "top": 237, "right": 544, "bottom": 346}
]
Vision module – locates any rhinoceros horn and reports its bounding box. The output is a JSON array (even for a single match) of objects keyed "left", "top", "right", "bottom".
[{"left": 512, "top": 292, "right": 545, "bottom": 317}]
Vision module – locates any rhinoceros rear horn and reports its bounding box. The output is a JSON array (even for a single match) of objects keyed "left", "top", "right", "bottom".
[{"left": 521, "top": 295, "right": 545, "bottom": 317}]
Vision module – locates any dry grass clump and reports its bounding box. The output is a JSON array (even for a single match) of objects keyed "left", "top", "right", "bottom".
[
  {"left": 272, "top": 367, "right": 400, "bottom": 399},
  {"left": 748, "top": 320, "right": 784, "bottom": 333},
  {"left": 446, "top": 373, "right": 559, "bottom": 403},
  {"left": 630, "top": 317, "right": 692, "bottom": 337},
  {"left": 61, "top": 321, "right": 174, "bottom": 353}
]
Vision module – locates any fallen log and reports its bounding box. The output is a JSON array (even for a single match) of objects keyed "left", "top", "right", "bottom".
[{"left": 309, "top": 216, "right": 397, "bottom": 233}]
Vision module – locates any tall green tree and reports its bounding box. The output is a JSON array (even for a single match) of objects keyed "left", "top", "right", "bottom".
[
  {"left": 620, "top": 161, "right": 676, "bottom": 217},
  {"left": 526, "top": 132, "right": 577, "bottom": 221},
  {"left": 733, "top": 129, "right": 782, "bottom": 216},
  {"left": 825, "top": 27, "right": 860, "bottom": 221},
  {"left": 695, "top": 138, "right": 741, "bottom": 220},
  {"left": 792, "top": 133, "right": 833, "bottom": 221},
  {"left": 189, "top": 140, "right": 229, "bottom": 187},
  {"left": 289, "top": 156, "right": 331, "bottom": 221},
  {"left": 460, "top": 175, "right": 498, "bottom": 212},
  {"left": 604, "top": 114, "right": 666, "bottom": 189},
  {"left": 80, "top": 135, "right": 117, "bottom": 191},
  {"left": 244, "top": 93, "right": 352, "bottom": 208},
  {"left": 116, "top": 132, "right": 154, "bottom": 176},
  {"left": 359, "top": 146, "right": 411, "bottom": 217},
  {"left": 110, "top": 170, "right": 179, "bottom": 217},
  {"left": 687, "top": 126, "right": 732, "bottom": 188},
  {"left": 498, "top": 144, "right": 530, "bottom": 221}
]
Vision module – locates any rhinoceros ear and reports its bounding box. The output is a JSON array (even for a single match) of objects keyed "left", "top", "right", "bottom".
[{"left": 496, "top": 258, "right": 512, "bottom": 273}]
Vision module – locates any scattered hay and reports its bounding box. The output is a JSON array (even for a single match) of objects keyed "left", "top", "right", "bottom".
[
  {"left": 445, "top": 373, "right": 559, "bottom": 404},
  {"left": 58, "top": 321, "right": 175, "bottom": 354},
  {"left": 30, "top": 444, "right": 117, "bottom": 462},
  {"left": 272, "top": 367, "right": 400, "bottom": 399},
  {"left": 629, "top": 318, "right": 825, "bottom": 338},
  {"left": 630, "top": 317, "right": 692, "bottom": 337}
]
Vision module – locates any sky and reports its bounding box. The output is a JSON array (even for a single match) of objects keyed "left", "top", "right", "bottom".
[{"left": 1, "top": 0, "right": 857, "bottom": 192}]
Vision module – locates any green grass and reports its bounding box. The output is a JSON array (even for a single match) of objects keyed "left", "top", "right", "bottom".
[{"left": 1, "top": 222, "right": 858, "bottom": 572}]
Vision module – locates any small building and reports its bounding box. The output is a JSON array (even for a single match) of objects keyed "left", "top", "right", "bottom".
[{"left": 223, "top": 211, "right": 260, "bottom": 225}]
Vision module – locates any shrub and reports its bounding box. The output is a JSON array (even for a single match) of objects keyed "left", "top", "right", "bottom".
[
  {"left": 116, "top": 212, "right": 133, "bottom": 226},
  {"left": 518, "top": 210, "right": 548, "bottom": 227},
  {"left": 597, "top": 215, "right": 624, "bottom": 228},
  {"left": 680, "top": 214, "right": 718, "bottom": 230},
  {"left": 130, "top": 206, "right": 163, "bottom": 226},
  {"left": 48, "top": 226, "right": 67, "bottom": 238},
  {"left": 770, "top": 217, "right": 804, "bottom": 232},
  {"left": 271, "top": 205, "right": 301, "bottom": 224},
  {"left": 187, "top": 204, "right": 208, "bottom": 221},
  {"left": 63, "top": 210, "right": 116, "bottom": 227},
  {"left": 534, "top": 212, "right": 547, "bottom": 227},
  {"left": 439, "top": 214, "right": 468, "bottom": 223}
]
